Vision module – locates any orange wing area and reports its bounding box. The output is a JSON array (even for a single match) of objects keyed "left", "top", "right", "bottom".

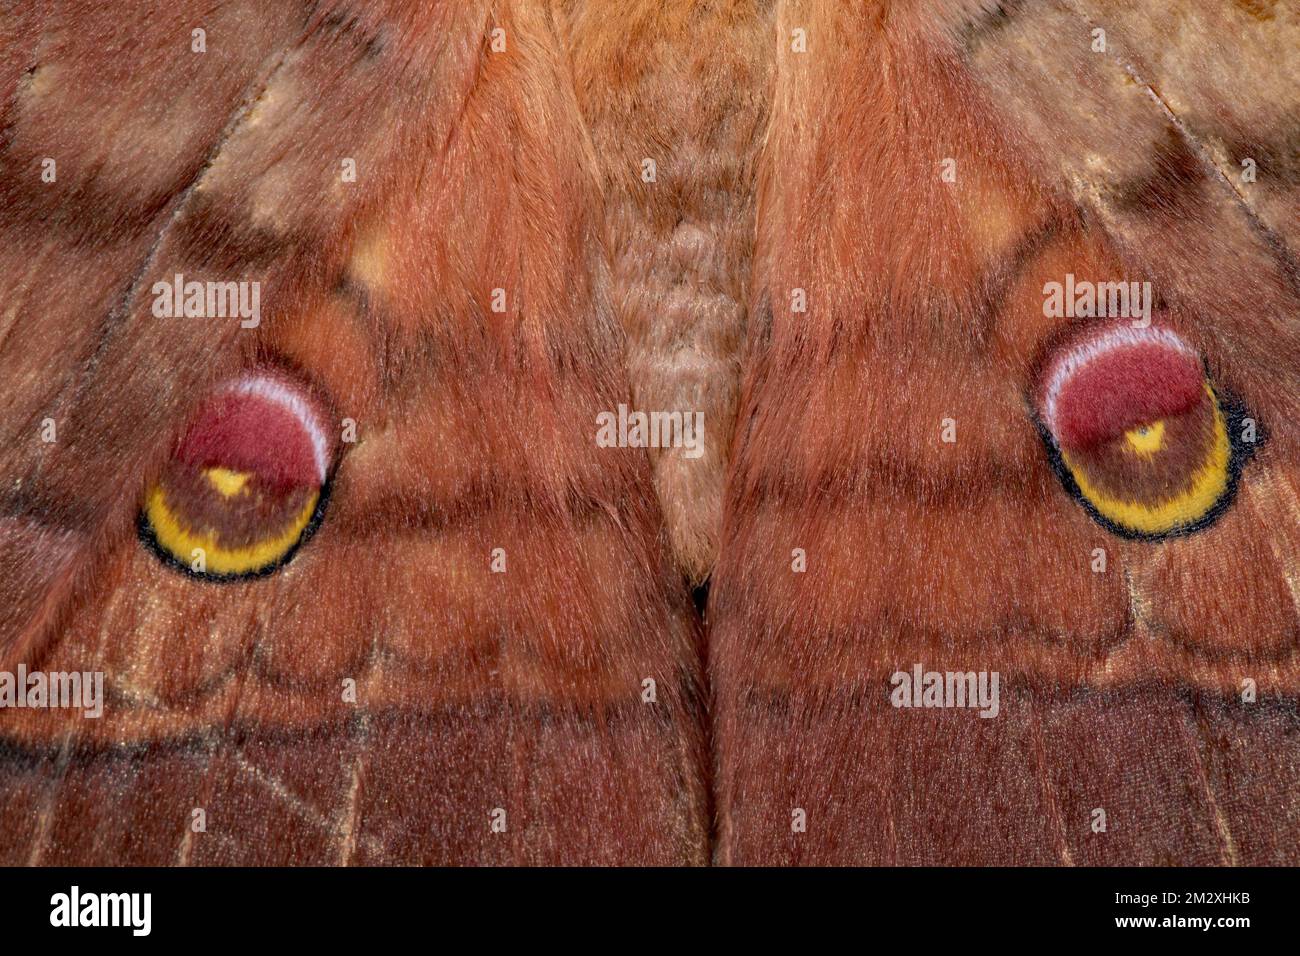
[
  {"left": 712, "top": 0, "right": 1300, "bottom": 864},
  {"left": 0, "top": 1, "right": 707, "bottom": 865}
]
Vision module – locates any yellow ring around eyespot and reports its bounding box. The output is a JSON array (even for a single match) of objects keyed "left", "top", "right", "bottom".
[
  {"left": 1063, "top": 384, "right": 1230, "bottom": 536},
  {"left": 144, "top": 484, "right": 319, "bottom": 576}
]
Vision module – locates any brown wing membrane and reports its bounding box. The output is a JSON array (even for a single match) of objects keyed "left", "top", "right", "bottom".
[
  {"left": 712, "top": 0, "right": 1300, "bottom": 865},
  {"left": 0, "top": 0, "right": 707, "bottom": 865}
]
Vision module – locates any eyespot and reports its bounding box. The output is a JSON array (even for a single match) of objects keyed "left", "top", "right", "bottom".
[
  {"left": 139, "top": 371, "right": 335, "bottom": 579},
  {"left": 1034, "top": 321, "right": 1253, "bottom": 540}
]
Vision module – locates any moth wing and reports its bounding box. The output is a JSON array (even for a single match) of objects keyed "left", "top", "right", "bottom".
[
  {"left": 712, "top": 0, "right": 1300, "bottom": 864},
  {"left": 0, "top": 1, "right": 708, "bottom": 865}
]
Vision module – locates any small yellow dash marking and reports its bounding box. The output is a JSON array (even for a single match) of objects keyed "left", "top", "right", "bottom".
[
  {"left": 1124, "top": 419, "right": 1165, "bottom": 457},
  {"left": 205, "top": 467, "right": 252, "bottom": 498}
]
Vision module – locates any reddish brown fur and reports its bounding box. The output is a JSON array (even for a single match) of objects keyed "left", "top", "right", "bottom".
[
  {"left": 562, "top": 0, "right": 774, "bottom": 583},
  {"left": 1, "top": 0, "right": 707, "bottom": 865},
  {"left": 2, "top": 0, "right": 1299, "bottom": 867},
  {"left": 711, "top": 0, "right": 1300, "bottom": 864}
]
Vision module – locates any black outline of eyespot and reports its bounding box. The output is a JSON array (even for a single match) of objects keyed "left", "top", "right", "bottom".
[
  {"left": 1032, "top": 379, "right": 1261, "bottom": 542},
  {"left": 137, "top": 471, "right": 335, "bottom": 584}
]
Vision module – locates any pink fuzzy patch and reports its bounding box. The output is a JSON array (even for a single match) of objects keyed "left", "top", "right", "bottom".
[
  {"left": 1053, "top": 343, "right": 1203, "bottom": 451},
  {"left": 177, "top": 390, "right": 322, "bottom": 492}
]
